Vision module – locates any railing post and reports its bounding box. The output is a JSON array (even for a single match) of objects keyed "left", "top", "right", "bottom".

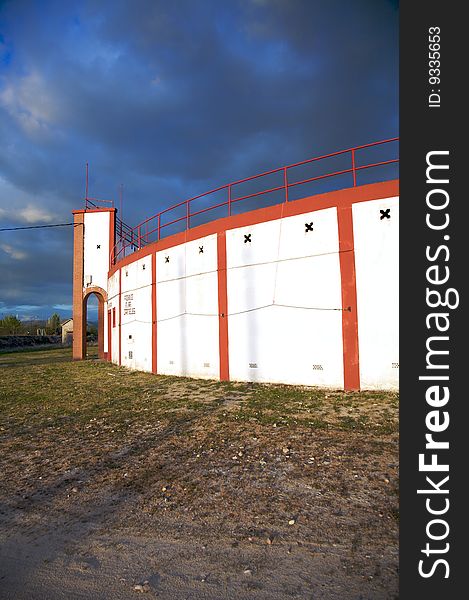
[
  {"left": 284, "top": 167, "right": 289, "bottom": 202},
  {"left": 351, "top": 149, "right": 357, "bottom": 187},
  {"left": 158, "top": 214, "right": 161, "bottom": 241},
  {"left": 186, "top": 200, "right": 190, "bottom": 230},
  {"left": 138, "top": 225, "right": 141, "bottom": 250},
  {"left": 228, "top": 185, "right": 232, "bottom": 216}
]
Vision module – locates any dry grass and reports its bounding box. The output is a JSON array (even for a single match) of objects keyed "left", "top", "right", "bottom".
[
  {"left": 0, "top": 347, "right": 398, "bottom": 434},
  {"left": 0, "top": 347, "right": 399, "bottom": 599}
]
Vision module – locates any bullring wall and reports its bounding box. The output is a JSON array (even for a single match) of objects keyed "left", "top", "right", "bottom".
[{"left": 106, "top": 180, "right": 399, "bottom": 390}]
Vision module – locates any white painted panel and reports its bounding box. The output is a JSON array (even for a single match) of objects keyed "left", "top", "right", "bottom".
[
  {"left": 185, "top": 234, "right": 217, "bottom": 277},
  {"left": 228, "top": 306, "right": 343, "bottom": 387},
  {"left": 156, "top": 243, "right": 186, "bottom": 283},
  {"left": 120, "top": 259, "right": 153, "bottom": 372},
  {"left": 121, "top": 258, "right": 138, "bottom": 294},
  {"left": 226, "top": 219, "right": 281, "bottom": 269},
  {"left": 136, "top": 254, "right": 152, "bottom": 288},
  {"left": 83, "top": 212, "right": 110, "bottom": 292},
  {"left": 226, "top": 210, "right": 344, "bottom": 388},
  {"left": 278, "top": 207, "right": 339, "bottom": 261},
  {"left": 185, "top": 272, "right": 219, "bottom": 316},
  {"left": 120, "top": 254, "right": 152, "bottom": 314},
  {"left": 157, "top": 315, "right": 219, "bottom": 379},
  {"left": 134, "top": 285, "right": 153, "bottom": 372},
  {"left": 156, "top": 237, "right": 219, "bottom": 379},
  {"left": 157, "top": 278, "right": 185, "bottom": 321},
  {"left": 156, "top": 316, "right": 184, "bottom": 376},
  {"left": 185, "top": 314, "right": 219, "bottom": 378},
  {"left": 107, "top": 270, "right": 120, "bottom": 302},
  {"left": 120, "top": 321, "right": 134, "bottom": 369},
  {"left": 226, "top": 263, "right": 276, "bottom": 314},
  {"left": 353, "top": 197, "right": 399, "bottom": 390}
]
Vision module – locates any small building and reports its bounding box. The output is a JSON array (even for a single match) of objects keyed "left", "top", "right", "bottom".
[{"left": 61, "top": 318, "right": 73, "bottom": 345}]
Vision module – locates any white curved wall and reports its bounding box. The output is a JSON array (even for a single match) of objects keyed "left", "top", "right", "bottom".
[{"left": 104, "top": 185, "right": 399, "bottom": 390}]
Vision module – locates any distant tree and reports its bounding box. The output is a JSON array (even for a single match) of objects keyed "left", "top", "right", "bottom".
[
  {"left": 87, "top": 323, "right": 98, "bottom": 337},
  {"left": 0, "top": 314, "right": 22, "bottom": 334},
  {"left": 48, "top": 313, "right": 61, "bottom": 334}
]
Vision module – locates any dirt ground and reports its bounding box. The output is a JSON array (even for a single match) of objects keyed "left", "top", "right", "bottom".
[{"left": 0, "top": 348, "right": 399, "bottom": 599}]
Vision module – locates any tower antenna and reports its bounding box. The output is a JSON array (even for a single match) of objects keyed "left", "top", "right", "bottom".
[
  {"left": 119, "top": 183, "right": 123, "bottom": 220},
  {"left": 85, "top": 162, "right": 89, "bottom": 207}
]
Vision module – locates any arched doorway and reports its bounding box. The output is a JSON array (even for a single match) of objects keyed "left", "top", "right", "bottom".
[{"left": 81, "top": 286, "right": 108, "bottom": 360}]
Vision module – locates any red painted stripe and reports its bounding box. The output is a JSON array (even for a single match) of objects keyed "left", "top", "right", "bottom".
[
  {"left": 107, "top": 309, "right": 112, "bottom": 362},
  {"left": 108, "top": 209, "right": 116, "bottom": 271},
  {"left": 97, "top": 298, "right": 105, "bottom": 359},
  {"left": 217, "top": 232, "right": 229, "bottom": 381},
  {"left": 152, "top": 252, "right": 157, "bottom": 374},
  {"left": 72, "top": 208, "right": 116, "bottom": 214},
  {"left": 72, "top": 212, "right": 85, "bottom": 360},
  {"left": 118, "top": 268, "right": 122, "bottom": 367},
  {"left": 337, "top": 204, "right": 360, "bottom": 391}
]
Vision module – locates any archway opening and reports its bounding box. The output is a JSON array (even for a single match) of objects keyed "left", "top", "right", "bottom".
[{"left": 82, "top": 287, "right": 107, "bottom": 360}]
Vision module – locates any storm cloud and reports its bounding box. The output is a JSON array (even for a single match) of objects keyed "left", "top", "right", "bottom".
[{"left": 0, "top": 0, "right": 398, "bottom": 319}]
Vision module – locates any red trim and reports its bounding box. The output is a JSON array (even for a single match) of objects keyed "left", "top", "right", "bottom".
[
  {"left": 109, "top": 180, "right": 398, "bottom": 277},
  {"left": 72, "top": 208, "right": 117, "bottom": 215},
  {"left": 217, "top": 232, "right": 229, "bottom": 381},
  {"left": 337, "top": 205, "right": 360, "bottom": 391},
  {"left": 107, "top": 309, "right": 112, "bottom": 362},
  {"left": 97, "top": 294, "right": 105, "bottom": 359},
  {"left": 72, "top": 212, "right": 85, "bottom": 360},
  {"left": 83, "top": 285, "right": 108, "bottom": 302},
  {"left": 109, "top": 210, "right": 116, "bottom": 270},
  {"left": 151, "top": 252, "right": 157, "bottom": 374},
  {"left": 82, "top": 286, "right": 108, "bottom": 361},
  {"left": 118, "top": 269, "right": 122, "bottom": 366}
]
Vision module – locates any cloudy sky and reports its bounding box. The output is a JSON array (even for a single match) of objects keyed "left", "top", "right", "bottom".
[{"left": 0, "top": 0, "right": 398, "bottom": 321}]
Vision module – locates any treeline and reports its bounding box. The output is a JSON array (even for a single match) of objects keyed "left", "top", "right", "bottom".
[
  {"left": 0, "top": 313, "right": 62, "bottom": 336},
  {"left": 0, "top": 314, "right": 98, "bottom": 337}
]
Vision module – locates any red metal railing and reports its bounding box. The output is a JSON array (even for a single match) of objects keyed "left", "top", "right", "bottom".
[{"left": 111, "top": 137, "right": 398, "bottom": 264}]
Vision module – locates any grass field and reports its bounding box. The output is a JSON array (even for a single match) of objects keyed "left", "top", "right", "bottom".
[{"left": 0, "top": 347, "right": 399, "bottom": 599}]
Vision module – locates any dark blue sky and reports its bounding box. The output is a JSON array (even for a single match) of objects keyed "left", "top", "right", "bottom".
[{"left": 0, "top": 0, "right": 398, "bottom": 320}]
